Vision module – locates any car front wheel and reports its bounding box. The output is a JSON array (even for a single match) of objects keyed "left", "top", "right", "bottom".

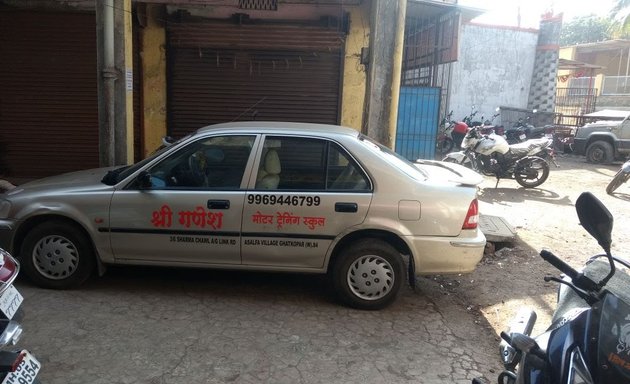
[
  {"left": 332, "top": 239, "right": 404, "bottom": 310},
  {"left": 20, "top": 220, "right": 95, "bottom": 289}
]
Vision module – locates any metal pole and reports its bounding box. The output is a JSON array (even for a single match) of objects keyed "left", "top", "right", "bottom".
[{"left": 103, "top": 0, "right": 116, "bottom": 166}]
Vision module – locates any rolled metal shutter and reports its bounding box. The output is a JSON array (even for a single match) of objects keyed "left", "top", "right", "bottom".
[
  {"left": 167, "top": 20, "right": 344, "bottom": 138},
  {"left": 0, "top": 10, "right": 98, "bottom": 180}
]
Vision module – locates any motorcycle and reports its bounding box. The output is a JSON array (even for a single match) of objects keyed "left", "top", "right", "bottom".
[
  {"left": 474, "top": 191, "right": 630, "bottom": 384},
  {"left": 436, "top": 111, "right": 455, "bottom": 154},
  {"left": 0, "top": 248, "right": 42, "bottom": 384},
  {"left": 606, "top": 159, "right": 630, "bottom": 195},
  {"left": 442, "top": 125, "right": 556, "bottom": 188}
]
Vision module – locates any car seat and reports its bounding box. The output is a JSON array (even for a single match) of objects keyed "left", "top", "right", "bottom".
[{"left": 256, "top": 149, "right": 281, "bottom": 189}]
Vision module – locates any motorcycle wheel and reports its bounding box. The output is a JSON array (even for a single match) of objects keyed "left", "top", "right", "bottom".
[
  {"left": 606, "top": 169, "right": 630, "bottom": 195},
  {"left": 443, "top": 155, "right": 475, "bottom": 170},
  {"left": 514, "top": 158, "right": 550, "bottom": 188},
  {"left": 436, "top": 137, "right": 454, "bottom": 154}
]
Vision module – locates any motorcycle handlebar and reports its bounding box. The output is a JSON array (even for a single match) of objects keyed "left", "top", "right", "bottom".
[{"left": 540, "top": 250, "right": 579, "bottom": 280}]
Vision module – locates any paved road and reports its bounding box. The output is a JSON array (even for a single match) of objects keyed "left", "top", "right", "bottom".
[
  {"left": 22, "top": 154, "right": 624, "bottom": 384},
  {"left": 17, "top": 264, "right": 499, "bottom": 384}
]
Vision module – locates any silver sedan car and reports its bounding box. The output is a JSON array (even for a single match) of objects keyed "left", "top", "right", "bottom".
[{"left": 0, "top": 122, "right": 485, "bottom": 309}]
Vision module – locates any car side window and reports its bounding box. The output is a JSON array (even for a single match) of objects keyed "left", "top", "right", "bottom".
[
  {"left": 254, "top": 136, "right": 369, "bottom": 191},
  {"left": 146, "top": 135, "right": 255, "bottom": 190}
]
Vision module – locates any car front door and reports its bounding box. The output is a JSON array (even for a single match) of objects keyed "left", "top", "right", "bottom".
[
  {"left": 108, "top": 134, "right": 257, "bottom": 265},
  {"left": 241, "top": 135, "right": 372, "bottom": 269}
]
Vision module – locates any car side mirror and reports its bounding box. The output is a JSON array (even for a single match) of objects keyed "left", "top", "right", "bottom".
[
  {"left": 576, "top": 192, "right": 613, "bottom": 252},
  {"left": 137, "top": 171, "right": 153, "bottom": 190}
]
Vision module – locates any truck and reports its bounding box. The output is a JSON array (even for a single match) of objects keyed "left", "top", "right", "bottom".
[{"left": 573, "top": 109, "right": 630, "bottom": 164}]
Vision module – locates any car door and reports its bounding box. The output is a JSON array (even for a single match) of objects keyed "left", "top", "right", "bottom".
[
  {"left": 108, "top": 134, "right": 257, "bottom": 264},
  {"left": 241, "top": 135, "right": 373, "bottom": 268}
]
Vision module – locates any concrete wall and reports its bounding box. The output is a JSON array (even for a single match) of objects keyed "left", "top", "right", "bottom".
[{"left": 448, "top": 23, "right": 538, "bottom": 125}]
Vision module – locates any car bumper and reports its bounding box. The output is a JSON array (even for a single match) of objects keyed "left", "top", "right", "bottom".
[
  {"left": 573, "top": 138, "right": 587, "bottom": 155},
  {"left": 0, "top": 220, "right": 16, "bottom": 253},
  {"left": 406, "top": 230, "right": 486, "bottom": 275}
]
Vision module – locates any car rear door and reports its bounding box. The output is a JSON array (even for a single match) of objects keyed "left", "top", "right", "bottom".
[
  {"left": 108, "top": 134, "right": 257, "bottom": 264},
  {"left": 241, "top": 135, "right": 372, "bottom": 268}
]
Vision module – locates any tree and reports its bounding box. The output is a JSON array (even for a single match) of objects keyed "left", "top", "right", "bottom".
[
  {"left": 560, "top": 15, "right": 615, "bottom": 46},
  {"left": 611, "top": 0, "right": 630, "bottom": 35}
]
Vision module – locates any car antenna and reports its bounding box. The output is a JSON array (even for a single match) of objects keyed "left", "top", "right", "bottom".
[{"left": 230, "top": 97, "right": 267, "bottom": 122}]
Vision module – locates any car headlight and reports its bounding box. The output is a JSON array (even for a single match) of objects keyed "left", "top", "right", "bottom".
[
  {"left": 568, "top": 347, "right": 594, "bottom": 384},
  {"left": 0, "top": 200, "right": 10, "bottom": 219}
]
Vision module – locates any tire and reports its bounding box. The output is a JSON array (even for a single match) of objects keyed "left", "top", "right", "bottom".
[
  {"left": 606, "top": 170, "right": 630, "bottom": 195},
  {"left": 514, "top": 157, "right": 550, "bottom": 188},
  {"left": 586, "top": 141, "right": 614, "bottom": 164},
  {"left": 436, "top": 137, "right": 454, "bottom": 154},
  {"left": 331, "top": 239, "right": 405, "bottom": 310},
  {"left": 20, "top": 220, "right": 95, "bottom": 289}
]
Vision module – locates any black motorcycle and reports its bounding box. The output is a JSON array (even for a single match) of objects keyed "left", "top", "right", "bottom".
[{"left": 475, "top": 192, "right": 630, "bottom": 384}]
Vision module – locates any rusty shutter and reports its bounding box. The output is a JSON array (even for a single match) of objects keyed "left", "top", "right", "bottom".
[
  {"left": 167, "top": 20, "right": 344, "bottom": 138},
  {"left": 0, "top": 10, "right": 98, "bottom": 180}
]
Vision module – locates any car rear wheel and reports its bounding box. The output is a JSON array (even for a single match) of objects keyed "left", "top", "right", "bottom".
[
  {"left": 20, "top": 220, "right": 95, "bottom": 289},
  {"left": 332, "top": 239, "right": 404, "bottom": 310},
  {"left": 586, "top": 141, "right": 613, "bottom": 164}
]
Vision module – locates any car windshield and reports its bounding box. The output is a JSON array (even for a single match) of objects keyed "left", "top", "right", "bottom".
[
  {"left": 101, "top": 135, "right": 191, "bottom": 185},
  {"left": 358, "top": 135, "right": 427, "bottom": 180}
]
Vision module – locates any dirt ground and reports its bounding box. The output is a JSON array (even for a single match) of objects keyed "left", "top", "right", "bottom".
[{"left": 433, "top": 153, "right": 630, "bottom": 361}]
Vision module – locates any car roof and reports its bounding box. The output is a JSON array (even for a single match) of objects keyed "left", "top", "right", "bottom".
[{"left": 195, "top": 121, "right": 362, "bottom": 138}]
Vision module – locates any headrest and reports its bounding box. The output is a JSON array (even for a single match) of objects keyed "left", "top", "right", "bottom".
[
  {"left": 264, "top": 149, "right": 281, "bottom": 175},
  {"left": 204, "top": 147, "right": 224, "bottom": 163}
]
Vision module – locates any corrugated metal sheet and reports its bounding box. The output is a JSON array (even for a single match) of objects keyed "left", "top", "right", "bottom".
[
  {"left": 167, "top": 20, "right": 343, "bottom": 137},
  {"left": 0, "top": 10, "right": 98, "bottom": 180}
]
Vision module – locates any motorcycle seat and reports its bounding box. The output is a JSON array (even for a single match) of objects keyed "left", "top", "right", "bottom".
[{"left": 509, "top": 138, "right": 550, "bottom": 156}]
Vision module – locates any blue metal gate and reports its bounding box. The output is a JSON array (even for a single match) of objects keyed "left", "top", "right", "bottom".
[{"left": 395, "top": 87, "right": 441, "bottom": 160}]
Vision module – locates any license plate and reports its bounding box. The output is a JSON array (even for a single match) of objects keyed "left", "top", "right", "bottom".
[
  {"left": 545, "top": 133, "right": 553, "bottom": 138},
  {"left": 519, "top": 134, "right": 527, "bottom": 140},
  {"left": 2, "top": 351, "right": 40, "bottom": 384},
  {"left": 0, "top": 286, "right": 22, "bottom": 320}
]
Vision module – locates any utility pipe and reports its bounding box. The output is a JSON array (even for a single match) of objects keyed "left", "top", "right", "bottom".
[
  {"left": 387, "top": 0, "right": 407, "bottom": 150},
  {"left": 103, "top": 0, "right": 116, "bottom": 166}
]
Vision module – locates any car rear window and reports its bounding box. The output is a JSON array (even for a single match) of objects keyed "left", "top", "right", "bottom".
[{"left": 358, "top": 135, "right": 427, "bottom": 181}]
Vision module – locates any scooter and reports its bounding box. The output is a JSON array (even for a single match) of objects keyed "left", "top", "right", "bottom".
[
  {"left": 475, "top": 192, "right": 630, "bottom": 384},
  {"left": 606, "top": 159, "right": 630, "bottom": 195},
  {"left": 0, "top": 248, "right": 42, "bottom": 384},
  {"left": 442, "top": 125, "right": 556, "bottom": 188}
]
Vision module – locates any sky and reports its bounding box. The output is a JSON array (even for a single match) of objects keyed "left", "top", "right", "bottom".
[{"left": 459, "top": 0, "right": 617, "bottom": 28}]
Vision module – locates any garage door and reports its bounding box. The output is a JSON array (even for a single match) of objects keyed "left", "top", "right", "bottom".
[
  {"left": 0, "top": 10, "right": 98, "bottom": 180},
  {"left": 167, "top": 20, "right": 345, "bottom": 138}
]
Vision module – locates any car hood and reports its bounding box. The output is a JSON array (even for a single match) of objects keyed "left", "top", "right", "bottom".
[
  {"left": 414, "top": 160, "right": 483, "bottom": 186},
  {"left": 3, "top": 167, "right": 117, "bottom": 197}
]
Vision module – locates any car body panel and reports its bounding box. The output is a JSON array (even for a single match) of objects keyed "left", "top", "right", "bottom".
[{"left": 0, "top": 122, "right": 485, "bottom": 278}]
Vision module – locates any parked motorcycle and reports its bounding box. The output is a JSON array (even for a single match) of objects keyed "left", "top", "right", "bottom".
[
  {"left": 606, "top": 159, "right": 630, "bottom": 195},
  {"left": 436, "top": 111, "right": 455, "bottom": 154},
  {"left": 442, "top": 125, "right": 556, "bottom": 188},
  {"left": 474, "top": 192, "right": 630, "bottom": 384},
  {"left": 0, "top": 248, "right": 41, "bottom": 384}
]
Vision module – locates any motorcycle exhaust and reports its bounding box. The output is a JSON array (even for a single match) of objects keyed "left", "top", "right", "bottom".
[{"left": 499, "top": 308, "right": 537, "bottom": 369}]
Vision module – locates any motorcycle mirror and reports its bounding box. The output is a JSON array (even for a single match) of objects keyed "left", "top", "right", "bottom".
[{"left": 575, "top": 192, "right": 613, "bottom": 252}]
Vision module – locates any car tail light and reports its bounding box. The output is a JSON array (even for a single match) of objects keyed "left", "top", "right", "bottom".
[
  {"left": 0, "top": 249, "right": 18, "bottom": 291},
  {"left": 462, "top": 199, "right": 479, "bottom": 230}
]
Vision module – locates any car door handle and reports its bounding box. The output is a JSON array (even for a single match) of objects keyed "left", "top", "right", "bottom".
[
  {"left": 335, "top": 202, "right": 358, "bottom": 213},
  {"left": 207, "top": 200, "right": 230, "bottom": 210}
]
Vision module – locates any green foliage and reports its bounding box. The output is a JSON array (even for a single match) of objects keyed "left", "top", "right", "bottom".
[{"left": 560, "top": 15, "right": 615, "bottom": 46}]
